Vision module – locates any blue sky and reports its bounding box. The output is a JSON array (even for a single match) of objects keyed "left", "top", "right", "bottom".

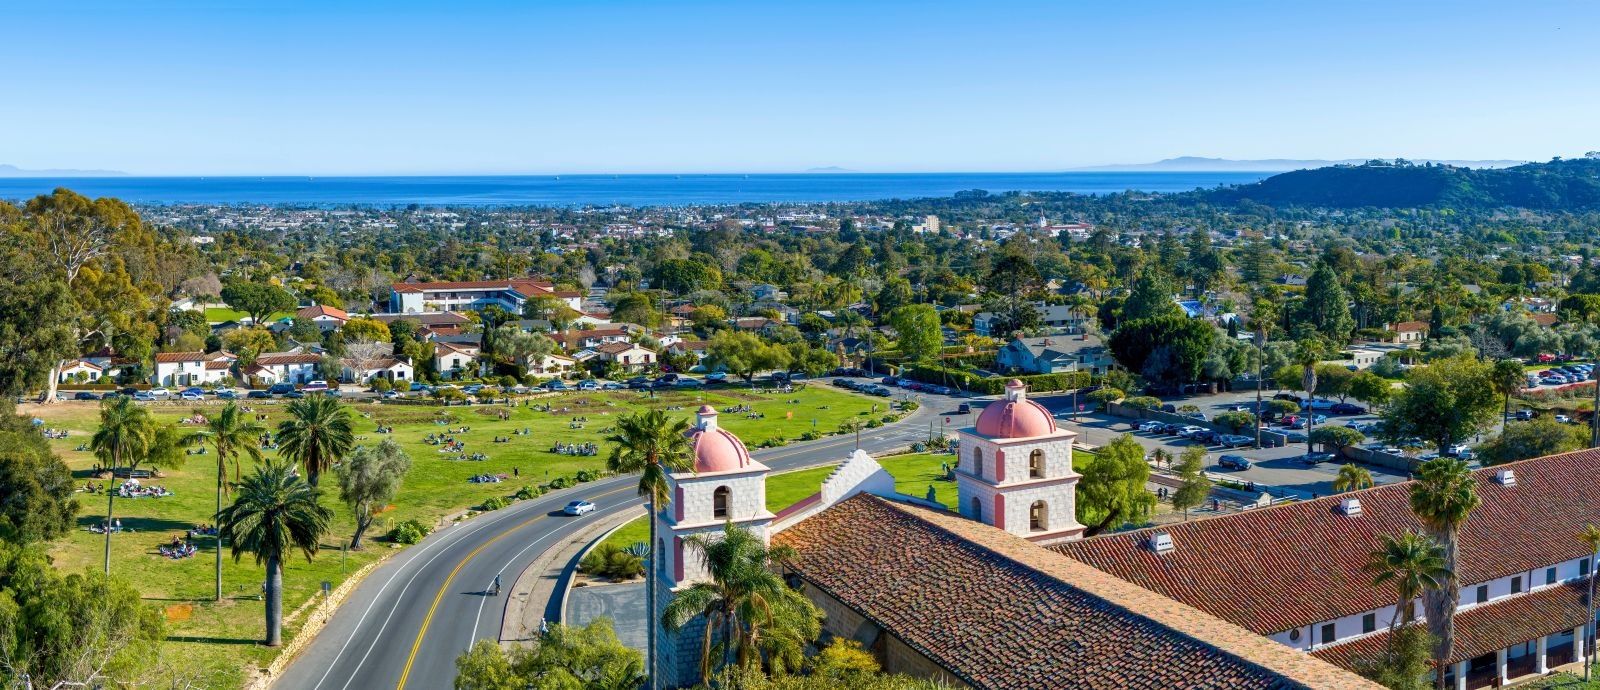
[{"left": 2, "top": 0, "right": 1594, "bottom": 175}]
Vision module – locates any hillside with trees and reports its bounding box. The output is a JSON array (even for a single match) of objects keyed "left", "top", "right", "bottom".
[{"left": 1212, "top": 156, "right": 1600, "bottom": 210}]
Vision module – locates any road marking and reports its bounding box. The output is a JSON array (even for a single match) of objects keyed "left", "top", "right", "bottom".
[{"left": 396, "top": 485, "right": 634, "bottom": 690}]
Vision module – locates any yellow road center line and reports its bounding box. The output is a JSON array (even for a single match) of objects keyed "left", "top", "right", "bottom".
[{"left": 395, "top": 485, "right": 634, "bottom": 689}]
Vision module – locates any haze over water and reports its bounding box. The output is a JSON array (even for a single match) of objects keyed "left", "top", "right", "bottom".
[{"left": 0, "top": 171, "right": 1270, "bottom": 207}]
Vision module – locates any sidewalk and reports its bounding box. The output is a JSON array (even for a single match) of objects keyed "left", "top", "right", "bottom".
[{"left": 500, "top": 506, "right": 643, "bottom": 644}]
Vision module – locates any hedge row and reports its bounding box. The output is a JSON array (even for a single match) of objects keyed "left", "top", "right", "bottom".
[{"left": 899, "top": 365, "right": 1093, "bottom": 395}]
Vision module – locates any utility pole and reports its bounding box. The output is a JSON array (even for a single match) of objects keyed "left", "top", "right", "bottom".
[{"left": 1255, "top": 328, "right": 1265, "bottom": 449}]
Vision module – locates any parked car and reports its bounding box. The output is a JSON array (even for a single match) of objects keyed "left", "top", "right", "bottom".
[
  {"left": 1283, "top": 431, "right": 1308, "bottom": 443},
  {"left": 881, "top": 376, "right": 899, "bottom": 386},
  {"left": 180, "top": 387, "right": 206, "bottom": 397},
  {"left": 1556, "top": 414, "right": 1573, "bottom": 424},
  {"left": 285, "top": 390, "right": 305, "bottom": 399},
  {"left": 562, "top": 500, "right": 597, "bottom": 516},
  {"left": 134, "top": 392, "right": 156, "bottom": 401},
  {"left": 544, "top": 380, "right": 570, "bottom": 391},
  {"left": 675, "top": 378, "right": 704, "bottom": 388},
  {"left": 1330, "top": 403, "right": 1366, "bottom": 415},
  {"left": 957, "top": 403, "right": 972, "bottom": 414},
  {"left": 1138, "top": 421, "right": 1165, "bottom": 432},
  {"left": 1218, "top": 454, "right": 1252, "bottom": 470},
  {"left": 1273, "top": 393, "right": 1304, "bottom": 403},
  {"left": 180, "top": 392, "right": 204, "bottom": 401},
  {"left": 577, "top": 379, "right": 601, "bottom": 391},
  {"left": 1220, "top": 434, "right": 1255, "bottom": 448},
  {"left": 304, "top": 380, "right": 329, "bottom": 392},
  {"left": 217, "top": 389, "right": 238, "bottom": 400},
  {"left": 267, "top": 383, "right": 296, "bottom": 396},
  {"left": 1301, "top": 398, "right": 1337, "bottom": 411},
  {"left": 381, "top": 390, "right": 401, "bottom": 399},
  {"left": 1516, "top": 409, "right": 1534, "bottom": 421},
  {"left": 73, "top": 391, "right": 99, "bottom": 401},
  {"left": 626, "top": 376, "right": 652, "bottom": 389},
  {"left": 705, "top": 372, "right": 728, "bottom": 383},
  {"left": 1177, "top": 425, "right": 1206, "bottom": 439},
  {"left": 246, "top": 390, "right": 271, "bottom": 399},
  {"left": 148, "top": 387, "right": 171, "bottom": 398},
  {"left": 602, "top": 382, "right": 624, "bottom": 390},
  {"left": 1301, "top": 452, "right": 1336, "bottom": 465}
]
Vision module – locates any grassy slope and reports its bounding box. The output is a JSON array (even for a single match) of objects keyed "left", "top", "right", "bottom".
[{"left": 25, "top": 385, "right": 880, "bottom": 687}]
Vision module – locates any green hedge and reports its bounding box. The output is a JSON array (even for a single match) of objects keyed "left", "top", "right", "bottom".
[{"left": 900, "top": 364, "right": 1093, "bottom": 395}]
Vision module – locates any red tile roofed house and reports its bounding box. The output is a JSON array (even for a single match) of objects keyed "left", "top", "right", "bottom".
[
  {"left": 249, "top": 351, "right": 324, "bottom": 385},
  {"left": 555, "top": 327, "right": 631, "bottom": 351},
  {"left": 294, "top": 304, "right": 349, "bottom": 330},
  {"left": 433, "top": 341, "right": 479, "bottom": 379},
  {"left": 1055, "top": 450, "right": 1600, "bottom": 688},
  {"left": 592, "top": 341, "right": 655, "bottom": 372},
  {"left": 388, "top": 278, "right": 578, "bottom": 314},
  {"left": 58, "top": 359, "right": 104, "bottom": 382},
  {"left": 1387, "top": 320, "right": 1429, "bottom": 345},
  {"left": 153, "top": 351, "right": 235, "bottom": 386},
  {"left": 775, "top": 493, "right": 1381, "bottom": 690},
  {"left": 1531, "top": 312, "right": 1560, "bottom": 328}
]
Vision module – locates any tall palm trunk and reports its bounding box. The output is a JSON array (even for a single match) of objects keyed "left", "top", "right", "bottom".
[
  {"left": 265, "top": 555, "right": 283, "bottom": 647},
  {"left": 1425, "top": 528, "right": 1459, "bottom": 690},
  {"left": 216, "top": 451, "right": 226, "bottom": 601},
  {"left": 646, "top": 497, "right": 658, "bottom": 690},
  {"left": 1588, "top": 543, "right": 1598, "bottom": 682},
  {"left": 103, "top": 468, "right": 117, "bottom": 574}
]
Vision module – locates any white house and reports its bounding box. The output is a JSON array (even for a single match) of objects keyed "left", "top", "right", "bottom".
[
  {"left": 245, "top": 351, "right": 322, "bottom": 385},
  {"left": 593, "top": 341, "right": 656, "bottom": 372},
  {"left": 339, "top": 343, "right": 413, "bottom": 383},
  {"left": 294, "top": 305, "right": 350, "bottom": 331},
  {"left": 974, "top": 302, "right": 1091, "bottom": 336},
  {"left": 995, "top": 335, "right": 1116, "bottom": 376},
  {"left": 59, "top": 359, "right": 104, "bottom": 382},
  {"left": 434, "top": 342, "right": 480, "bottom": 379},
  {"left": 152, "top": 351, "right": 236, "bottom": 387},
  {"left": 528, "top": 352, "right": 576, "bottom": 375}
]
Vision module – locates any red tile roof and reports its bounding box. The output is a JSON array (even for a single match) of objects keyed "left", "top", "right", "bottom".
[
  {"left": 154, "top": 352, "right": 209, "bottom": 363},
  {"left": 1313, "top": 582, "right": 1592, "bottom": 668},
  {"left": 594, "top": 341, "right": 646, "bottom": 355},
  {"left": 1532, "top": 313, "right": 1560, "bottom": 327},
  {"left": 1055, "top": 450, "right": 1600, "bottom": 635},
  {"left": 371, "top": 311, "right": 470, "bottom": 326},
  {"left": 776, "top": 494, "right": 1381, "bottom": 690},
  {"left": 296, "top": 305, "right": 349, "bottom": 321},
  {"left": 1392, "top": 321, "right": 1429, "bottom": 333},
  {"left": 254, "top": 353, "right": 323, "bottom": 366}
]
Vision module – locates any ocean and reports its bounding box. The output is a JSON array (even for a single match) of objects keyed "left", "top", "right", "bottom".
[{"left": 0, "top": 171, "right": 1270, "bottom": 207}]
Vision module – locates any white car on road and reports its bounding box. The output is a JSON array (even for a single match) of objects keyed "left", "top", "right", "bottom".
[{"left": 563, "top": 500, "right": 596, "bottom": 516}]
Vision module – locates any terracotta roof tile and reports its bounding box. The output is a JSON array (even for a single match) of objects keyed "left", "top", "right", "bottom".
[
  {"left": 1055, "top": 450, "right": 1600, "bottom": 635},
  {"left": 1312, "top": 582, "right": 1592, "bottom": 668},
  {"left": 295, "top": 305, "right": 349, "bottom": 321},
  {"left": 775, "top": 494, "right": 1380, "bottom": 690},
  {"left": 154, "top": 352, "right": 209, "bottom": 363}
]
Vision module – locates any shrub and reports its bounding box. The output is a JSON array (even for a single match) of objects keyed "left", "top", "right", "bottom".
[
  {"left": 1309, "top": 426, "right": 1365, "bottom": 451},
  {"left": 499, "top": 374, "right": 518, "bottom": 388},
  {"left": 1122, "top": 395, "right": 1162, "bottom": 410},
  {"left": 514, "top": 485, "right": 544, "bottom": 500},
  {"left": 865, "top": 418, "right": 883, "bottom": 429},
  {"left": 480, "top": 496, "right": 509, "bottom": 511},
  {"left": 387, "top": 519, "right": 432, "bottom": 544},
  {"left": 579, "top": 542, "right": 645, "bottom": 580},
  {"left": 370, "top": 377, "right": 393, "bottom": 393},
  {"left": 545, "top": 475, "right": 575, "bottom": 490},
  {"left": 1087, "top": 387, "right": 1125, "bottom": 409},
  {"left": 575, "top": 469, "right": 602, "bottom": 483},
  {"left": 1213, "top": 411, "right": 1257, "bottom": 434},
  {"left": 900, "top": 400, "right": 920, "bottom": 412},
  {"left": 800, "top": 429, "right": 823, "bottom": 441}
]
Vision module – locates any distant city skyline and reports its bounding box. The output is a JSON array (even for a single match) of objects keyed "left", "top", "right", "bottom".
[{"left": 3, "top": 0, "right": 1594, "bottom": 175}]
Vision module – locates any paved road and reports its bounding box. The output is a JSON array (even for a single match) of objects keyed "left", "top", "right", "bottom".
[{"left": 273, "top": 381, "right": 965, "bottom": 690}]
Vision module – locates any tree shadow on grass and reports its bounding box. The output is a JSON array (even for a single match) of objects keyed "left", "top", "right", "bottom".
[
  {"left": 75, "top": 515, "right": 197, "bottom": 533},
  {"left": 165, "top": 635, "right": 260, "bottom": 646}
]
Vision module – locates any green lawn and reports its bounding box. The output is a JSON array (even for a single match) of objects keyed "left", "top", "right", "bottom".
[
  {"left": 1526, "top": 665, "right": 1600, "bottom": 688},
  {"left": 24, "top": 384, "right": 883, "bottom": 687},
  {"left": 598, "top": 451, "right": 961, "bottom": 554}
]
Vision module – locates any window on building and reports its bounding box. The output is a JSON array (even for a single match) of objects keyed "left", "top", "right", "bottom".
[
  {"left": 658, "top": 538, "right": 666, "bottom": 576},
  {"left": 1548, "top": 567, "right": 1559, "bottom": 585},
  {"left": 713, "top": 486, "right": 731, "bottom": 519},
  {"left": 1320, "top": 623, "right": 1335, "bottom": 645},
  {"left": 1584, "top": 558, "right": 1592, "bottom": 577},
  {"left": 1512, "top": 576, "right": 1523, "bottom": 594},
  {"left": 971, "top": 448, "right": 984, "bottom": 476},
  {"left": 1030, "top": 501, "right": 1047, "bottom": 531},
  {"left": 1476, "top": 585, "right": 1489, "bottom": 604},
  {"left": 1289, "top": 628, "right": 1301, "bottom": 642},
  {"left": 1029, "top": 449, "right": 1045, "bottom": 479},
  {"left": 1362, "top": 613, "right": 1376, "bottom": 634},
  {"left": 970, "top": 497, "right": 982, "bottom": 521}
]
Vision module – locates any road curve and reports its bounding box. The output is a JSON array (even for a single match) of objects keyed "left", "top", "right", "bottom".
[{"left": 273, "top": 384, "right": 968, "bottom": 690}]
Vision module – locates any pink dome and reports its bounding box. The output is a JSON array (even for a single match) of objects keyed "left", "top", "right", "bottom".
[
  {"left": 974, "top": 380, "right": 1057, "bottom": 438},
  {"left": 686, "top": 407, "right": 752, "bottom": 473}
]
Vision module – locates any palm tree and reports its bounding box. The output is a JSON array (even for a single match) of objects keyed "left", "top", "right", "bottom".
[
  {"left": 1295, "top": 339, "right": 1323, "bottom": 450},
  {"left": 90, "top": 396, "right": 152, "bottom": 574},
  {"left": 275, "top": 393, "right": 355, "bottom": 487},
  {"left": 1490, "top": 359, "right": 1525, "bottom": 432},
  {"left": 215, "top": 460, "right": 332, "bottom": 646},
  {"left": 1409, "top": 458, "right": 1480, "bottom": 690},
  {"left": 1365, "top": 530, "right": 1450, "bottom": 636},
  {"left": 605, "top": 409, "right": 694, "bottom": 690},
  {"left": 660, "top": 523, "right": 820, "bottom": 680},
  {"left": 1334, "top": 463, "right": 1375, "bottom": 492},
  {"left": 1580, "top": 524, "right": 1600, "bottom": 681},
  {"left": 198, "top": 402, "right": 264, "bottom": 601},
  {"left": 1149, "top": 448, "right": 1173, "bottom": 470}
]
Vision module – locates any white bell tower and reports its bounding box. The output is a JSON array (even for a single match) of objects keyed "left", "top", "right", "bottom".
[{"left": 956, "top": 380, "right": 1084, "bottom": 544}]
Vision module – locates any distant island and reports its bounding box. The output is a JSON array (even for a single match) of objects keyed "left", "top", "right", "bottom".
[
  {"left": 1076, "top": 156, "right": 1526, "bottom": 172},
  {"left": 0, "top": 163, "right": 126, "bottom": 177}
]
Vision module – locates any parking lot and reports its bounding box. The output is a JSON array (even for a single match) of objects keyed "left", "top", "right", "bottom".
[{"left": 1031, "top": 391, "right": 1409, "bottom": 499}]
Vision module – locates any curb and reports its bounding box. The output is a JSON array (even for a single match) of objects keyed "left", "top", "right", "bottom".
[
  {"left": 254, "top": 552, "right": 393, "bottom": 690},
  {"left": 557, "top": 512, "right": 643, "bottom": 625}
]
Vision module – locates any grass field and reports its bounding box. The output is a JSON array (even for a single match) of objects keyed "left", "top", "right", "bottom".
[
  {"left": 22, "top": 385, "right": 883, "bottom": 688},
  {"left": 598, "top": 451, "right": 962, "bottom": 554}
]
